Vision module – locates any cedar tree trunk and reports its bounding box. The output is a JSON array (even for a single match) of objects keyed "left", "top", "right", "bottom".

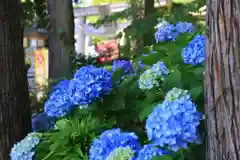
[
  {"left": 205, "top": 0, "right": 240, "bottom": 159},
  {"left": 48, "top": 0, "right": 75, "bottom": 79},
  {"left": 0, "top": 0, "right": 31, "bottom": 159}
]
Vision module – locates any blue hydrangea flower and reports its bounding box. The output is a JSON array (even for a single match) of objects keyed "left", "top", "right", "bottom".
[
  {"left": 165, "top": 87, "right": 190, "bottom": 101},
  {"left": 44, "top": 80, "right": 74, "bottom": 119},
  {"left": 32, "top": 112, "right": 54, "bottom": 132},
  {"left": 181, "top": 35, "right": 205, "bottom": 65},
  {"left": 150, "top": 50, "right": 157, "bottom": 54},
  {"left": 141, "top": 54, "right": 148, "bottom": 57},
  {"left": 52, "top": 79, "right": 70, "bottom": 91},
  {"left": 175, "top": 22, "right": 195, "bottom": 33},
  {"left": 146, "top": 97, "right": 202, "bottom": 151},
  {"left": 151, "top": 61, "right": 169, "bottom": 75},
  {"left": 155, "top": 23, "right": 179, "bottom": 42},
  {"left": 73, "top": 65, "right": 96, "bottom": 80},
  {"left": 79, "top": 104, "right": 89, "bottom": 109},
  {"left": 10, "top": 132, "right": 41, "bottom": 160},
  {"left": 138, "top": 60, "right": 145, "bottom": 68},
  {"left": 69, "top": 65, "right": 112, "bottom": 105},
  {"left": 105, "top": 146, "right": 135, "bottom": 160},
  {"left": 89, "top": 128, "right": 141, "bottom": 160},
  {"left": 112, "top": 60, "right": 135, "bottom": 75},
  {"left": 155, "top": 20, "right": 169, "bottom": 29},
  {"left": 139, "top": 61, "right": 168, "bottom": 90},
  {"left": 136, "top": 144, "right": 165, "bottom": 160}
]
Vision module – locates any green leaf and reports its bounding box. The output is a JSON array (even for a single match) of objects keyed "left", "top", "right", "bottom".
[
  {"left": 145, "top": 88, "right": 158, "bottom": 102},
  {"left": 109, "top": 97, "right": 126, "bottom": 111},
  {"left": 192, "top": 66, "right": 204, "bottom": 76},
  {"left": 55, "top": 118, "right": 69, "bottom": 130},
  {"left": 153, "top": 155, "right": 173, "bottom": 160},
  {"left": 163, "top": 69, "right": 182, "bottom": 91},
  {"left": 189, "top": 85, "right": 203, "bottom": 100},
  {"left": 137, "top": 53, "right": 165, "bottom": 65},
  {"left": 139, "top": 102, "right": 160, "bottom": 121},
  {"left": 175, "top": 33, "right": 194, "bottom": 47},
  {"left": 112, "top": 68, "right": 125, "bottom": 85}
]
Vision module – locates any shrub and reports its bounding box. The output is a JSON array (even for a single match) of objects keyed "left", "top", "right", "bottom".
[{"left": 11, "top": 19, "right": 206, "bottom": 160}]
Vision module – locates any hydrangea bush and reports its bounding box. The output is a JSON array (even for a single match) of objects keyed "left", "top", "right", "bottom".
[
  {"left": 112, "top": 60, "right": 135, "bottom": 76},
  {"left": 155, "top": 23, "right": 179, "bottom": 42},
  {"left": 89, "top": 128, "right": 141, "bottom": 160},
  {"left": 136, "top": 144, "right": 166, "bottom": 160},
  {"left": 10, "top": 132, "right": 41, "bottom": 160},
  {"left": 11, "top": 20, "right": 205, "bottom": 160},
  {"left": 31, "top": 112, "right": 54, "bottom": 132},
  {"left": 105, "top": 146, "right": 135, "bottom": 160},
  {"left": 146, "top": 89, "right": 202, "bottom": 151},
  {"left": 70, "top": 65, "right": 112, "bottom": 105},
  {"left": 175, "top": 22, "right": 195, "bottom": 33},
  {"left": 181, "top": 35, "right": 205, "bottom": 65},
  {"left": 155, "top": 21, "right": 196, "bottom": 42},
  {"left": 44, "top": 80, "right": 73, "bottom": 119},
  {"left": 165, "top": 87, "right": 190, "bottom": 101},
  {"left": 139, "top": 61, "right": 168, "bottom": 90}
]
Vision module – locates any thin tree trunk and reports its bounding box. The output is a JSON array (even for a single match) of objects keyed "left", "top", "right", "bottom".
[
  {"left": 143, "top": 0, "right": 155, "bottom": 46},
  {"left": 144, "top": 0, "right": 154, "bottom": 16},
  {"left": 48, "top": 0, "right": 74, "bottom": 79},
  {"left": 130, "top": 0, "right": 144, "bottom": 53},
  {"left": 0, "top": 1, "right": 31, "bottom": 159},
  {"left": 205, "top": 0, "right": 240, "bottom": 159}
]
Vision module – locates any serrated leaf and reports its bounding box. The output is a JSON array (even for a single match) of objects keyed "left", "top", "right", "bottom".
[{"left": 55, "top": 118, "right": 69, "bottom": 130}]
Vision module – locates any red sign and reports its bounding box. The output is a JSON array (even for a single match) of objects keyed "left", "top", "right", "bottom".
[
  {"left": 36, "top": 54, "right": 44, "bottom": 65},
  {"left": 96, "top": 40, "right": 119, "bottom": 63}
]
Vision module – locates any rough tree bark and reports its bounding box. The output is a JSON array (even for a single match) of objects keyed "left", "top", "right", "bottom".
[
  {"left": 205, "top": 0, "right": 240, "bottom": 159},
  {"left": 48, "top": 0, "right": 75, "bottom": 79},
  {"left": 0, "top": 1, "right": 31, "bottom": 159}
]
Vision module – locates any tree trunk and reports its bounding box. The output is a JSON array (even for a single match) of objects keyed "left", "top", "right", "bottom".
[
  {"left": 130, "top": 0, "right": 144, "bottom": 54},
  {"left": 205, "top": 0, "right": 240, "bottom": 159},
  {"left": 143, "top": 0, "right": 155, "bottom": 46},
  {"left": 0, "top": 1, "right": 31, "bottom": 159},
  {"left": 144, "top": 0, "right": 154, "bottom": 16},
  {"left": 48, "top": 0, "right": 75, "bottom": 79}
]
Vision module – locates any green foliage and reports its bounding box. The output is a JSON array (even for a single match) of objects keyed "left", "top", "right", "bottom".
[
  {"left": 22, "top": 0, "right": 48, "bottom": 28},
  {"left": 153, "top": 155, "right": 173, "bottom": 160},
  {"left": 35, "top": 115, "right": 109, "bottom": 160},
  {"left": 92, "top": 36, "right": 105, "bottom": 44},
  {"left": 92, "top": 0, "right": 128, "bottom": 5},
  {"left": 93, "top": 0, "right": 205, "bottom": 60},
  {"left": 29, "top": 91, "right": 47, "bottom": 115},
  {"left": 25, "top": 56, "right": 32, "bottom": 71},
  {"left": 35, "top": 28, "right": 205, "bottom": 158},
  {"left": 32, "top": 1, "right": 207, "bottom": 159}
]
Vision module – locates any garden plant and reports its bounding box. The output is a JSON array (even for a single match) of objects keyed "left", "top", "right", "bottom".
[{"left": 10, "top": 18, "right": 206, "bottom": 160}]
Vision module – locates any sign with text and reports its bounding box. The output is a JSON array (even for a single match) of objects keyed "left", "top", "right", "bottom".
[{"left": 35, "top": 48, "right": 49, "bottom": 88}]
